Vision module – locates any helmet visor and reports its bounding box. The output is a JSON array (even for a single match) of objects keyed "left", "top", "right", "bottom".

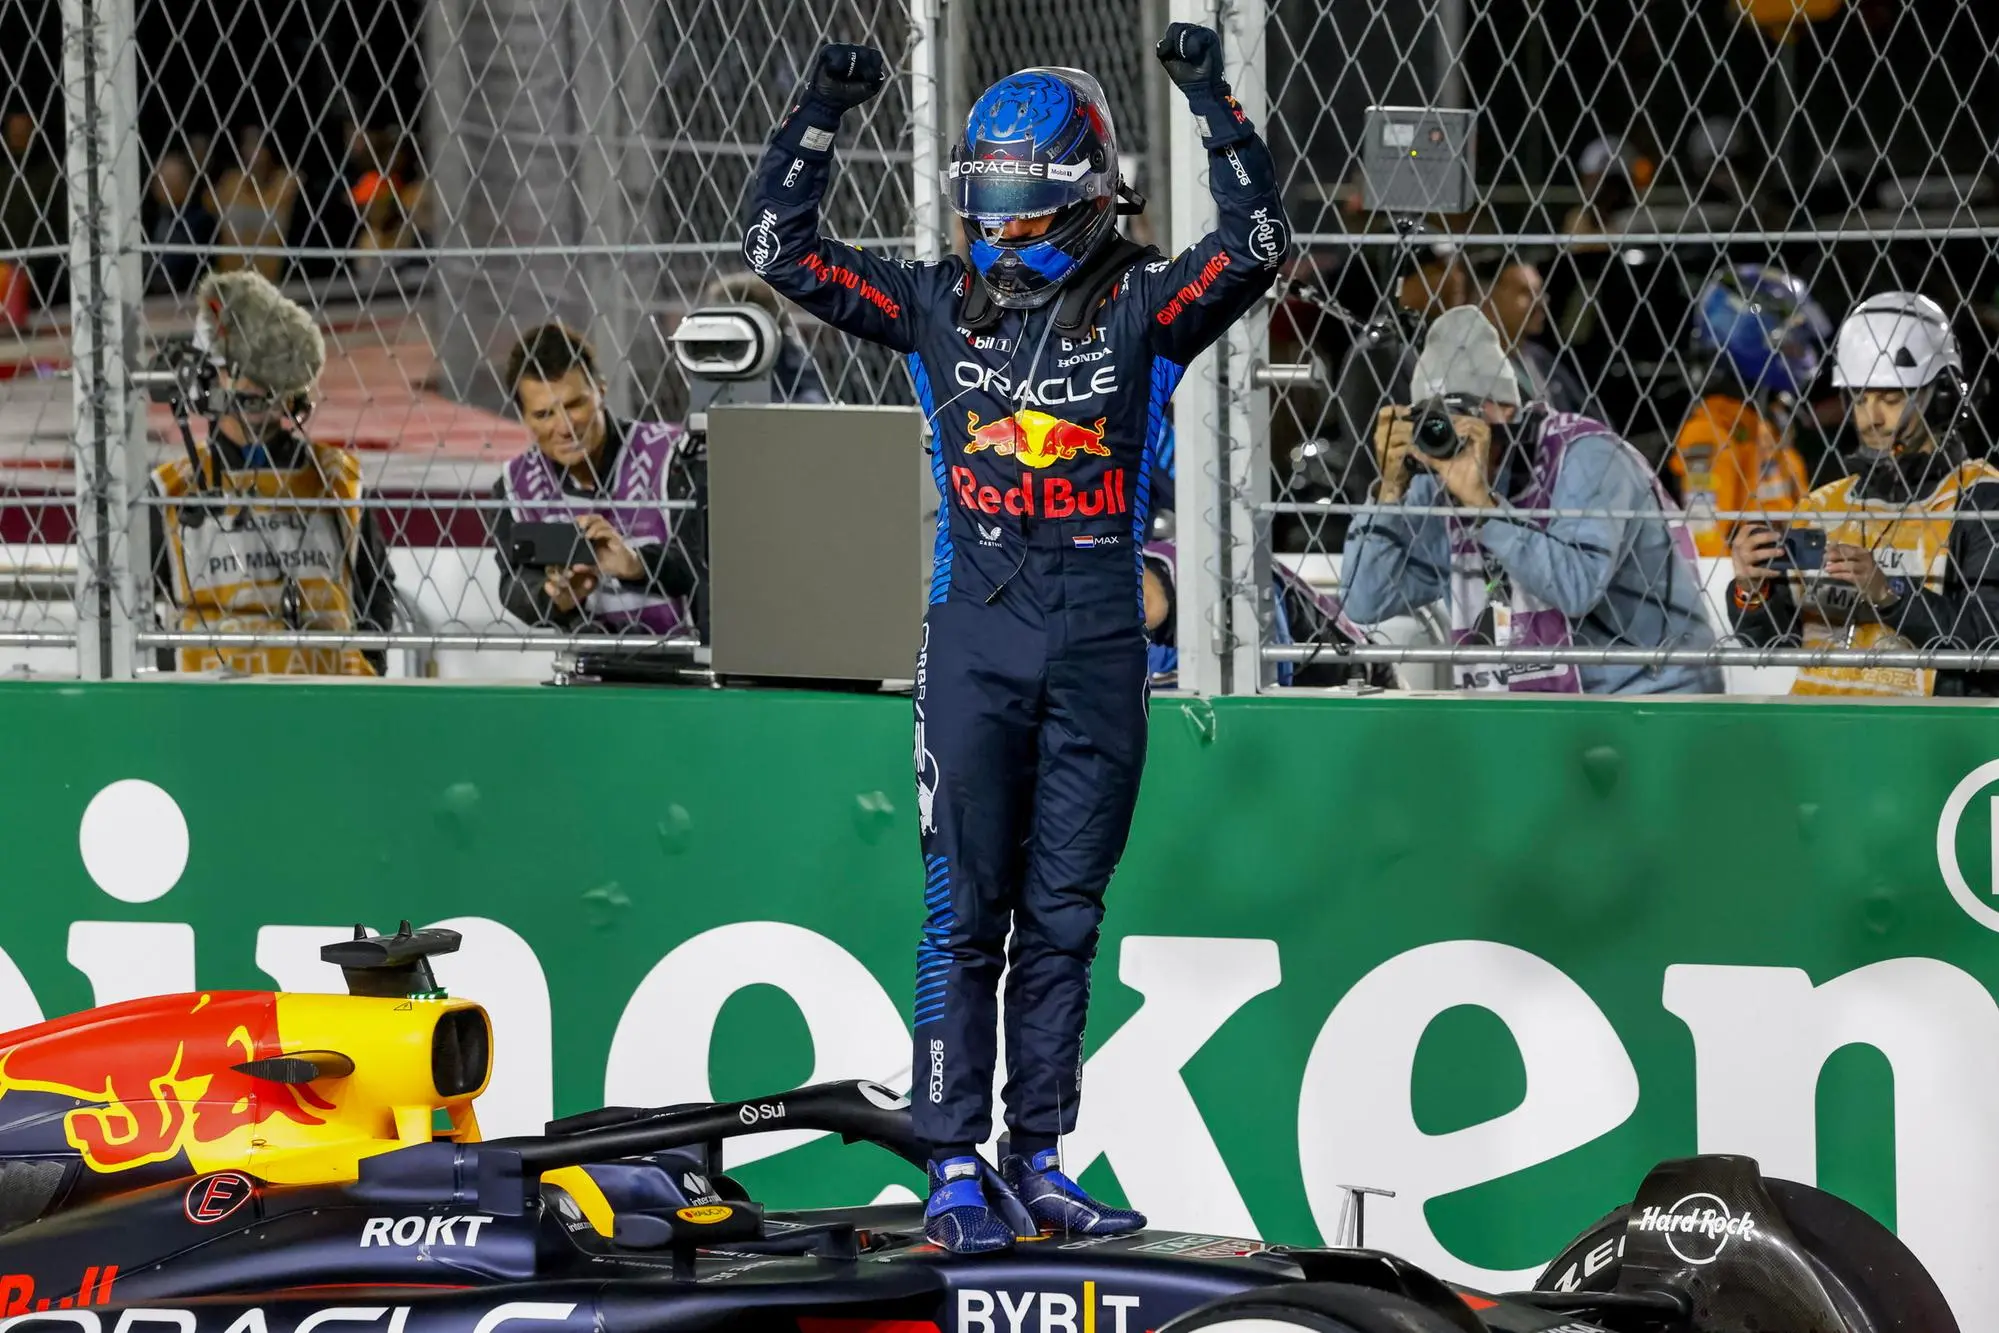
[{"left": 946, "top": 156, "right": 1096, "bottom": 221}]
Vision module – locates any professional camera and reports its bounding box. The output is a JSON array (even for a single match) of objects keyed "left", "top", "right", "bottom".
[
  {"left": 1407, "top": 396, "right": 1469, "bottom": 459},
  {"left": 135, "top": 334, "right": 218, "bottom": 416}
]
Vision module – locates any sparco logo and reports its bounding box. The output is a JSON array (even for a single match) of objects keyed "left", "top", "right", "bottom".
[
  {"left": 928, "top": 1038, "right": 945, "bottom": 1103},
  {"left": 1634, "top": 1193, "right": 1757, "bottom": 1266},
  {"left": 738, "top": 1101, "right": 785, "bottom": 1125},
  {"left": 744, "top": 209, "right": 782, "bottom": 273}
]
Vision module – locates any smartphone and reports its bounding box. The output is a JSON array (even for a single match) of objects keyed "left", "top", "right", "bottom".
[
  {"left": 509, "top": 520, "right": 596, "bottom": 569},
  {"left": 1767, "top": 527, "right": 1826, "bottom": 573}
]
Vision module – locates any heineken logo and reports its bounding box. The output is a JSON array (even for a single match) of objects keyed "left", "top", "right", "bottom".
[
  {"left": 15, "top": 766, "right": 1999, "bottom": 1325},
  {"left": 1936, "top": 759, "right": 1999, "bottom": 931}
]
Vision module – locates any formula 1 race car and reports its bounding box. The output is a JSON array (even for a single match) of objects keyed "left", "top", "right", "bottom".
[{"left": 0, "top": 926, "right": 1957, "bottom": 1333}]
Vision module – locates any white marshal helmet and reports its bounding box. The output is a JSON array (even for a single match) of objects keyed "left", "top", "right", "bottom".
[{"left": 1830, "top": 291, "right": 1962, "bottom": 390}]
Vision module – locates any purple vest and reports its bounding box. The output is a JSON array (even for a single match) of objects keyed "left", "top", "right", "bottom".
[
  {"left": 1446, "top": 412, "right": 1691, "bottom": 693},
  {"left": 504, "top": 421, "right": 689, "bottom": 635}
]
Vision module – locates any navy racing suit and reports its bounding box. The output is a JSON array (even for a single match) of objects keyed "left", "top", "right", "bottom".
[{"left": 745, "top": 87, "right": 1289, "bottom": 1154}]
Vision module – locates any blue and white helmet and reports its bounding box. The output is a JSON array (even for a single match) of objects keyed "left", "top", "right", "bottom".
[
  {"left": 1689, "top": 264, "right": 1832, "bottom": 398},
  {"left": 948, "top": 67, "right": 1122, "bottom": 310}
]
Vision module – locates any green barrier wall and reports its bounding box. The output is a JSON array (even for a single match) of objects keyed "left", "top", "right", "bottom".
[{"left": 4, "top": 683, "right": 1999, "bottom": 1311}]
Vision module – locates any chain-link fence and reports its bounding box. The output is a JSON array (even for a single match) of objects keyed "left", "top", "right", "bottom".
[
  {"left": 0, "top": 0, "right": 80, "bottom": 674},
  {"left": 1244, "top": 0, "right": 1999, "bottom": 698},
  {"left": 5, "top": 0, "right": 1998, "bottom": 694},
  {"left": 1, "top": 0, "right": 925, "bottom": 680}
]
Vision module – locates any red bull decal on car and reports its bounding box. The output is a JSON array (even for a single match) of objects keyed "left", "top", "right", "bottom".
[
  {"left": 0, "top": 1266, "right": 118, "bottom": 1316},
  {"left": 0, "top": 992, "right": 335, "bottom": 1174}
]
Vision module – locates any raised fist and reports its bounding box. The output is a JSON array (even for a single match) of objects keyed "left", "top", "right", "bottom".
[
  {"left": 1155, "top": 23, "right": 1224, "bottom": 91},
  {"left": 809, "top": 44, "right": 890, "bottom": 111}
]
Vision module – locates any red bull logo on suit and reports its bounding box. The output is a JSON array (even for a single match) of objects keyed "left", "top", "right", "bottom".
[
  {"left": 949, "top": 467, "right": 1128, "bottom": 520},
  {"left": 954, "top": 409, "right": 1127, "bottom": 520},
  {"left": 961, "top": 411, "right": 1111, "bottom": 470}
]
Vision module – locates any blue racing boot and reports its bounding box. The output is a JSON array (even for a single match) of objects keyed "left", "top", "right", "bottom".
[
  {"left": 1002, "top": 1147, "right": 1146, "bottom": 1236},
  {"left": 925, "top": 1156, "right": 1015, "bottom": 1254}
]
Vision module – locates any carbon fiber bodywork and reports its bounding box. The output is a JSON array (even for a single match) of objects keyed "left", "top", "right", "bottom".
[
  {"left": 1538, "top": 1154, "right": 1958, "bottom": 1333},
  {"left": 0, "top": 1079, "right": 1953, "bottom": 1333}
]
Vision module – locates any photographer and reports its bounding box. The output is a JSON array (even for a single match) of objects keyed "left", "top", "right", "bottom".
[
  {"left": 489, "top": 323, "right": 703, "bottom": 638},
  {"left": 1339, "top": 306, "right": 1719, "bottom": 694},
  {"left": 1730, "top": 292, "right": 1999, "bottom": 697},
  {"left": 150, "top": 271, "right": 396, "bottom": 676}
]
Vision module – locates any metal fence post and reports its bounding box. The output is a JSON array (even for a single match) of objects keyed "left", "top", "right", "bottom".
[
  {"left": 61, "top": 0, "right": 143, "bottom": 679},
  {"left": 910, "top": 0, "right": 946, "bottom": 265},
  {"left": 1139, "top": 0, "right": 1172, "bottom": 219},
  {"left": 1219, "top": 0, "right": 1270, "bottom": 693},
  {"left": 422, "top": 0, "right": 470, "bottom": 405},
  {"left": 575, "top": 0, "right": 625, "bottom": 410},
  {"left": 1164, "top": 0, "right": 1225, "bottom": 696},
  {"left": 1167, "top": 0, "right": 1269, "bottom": 696}
]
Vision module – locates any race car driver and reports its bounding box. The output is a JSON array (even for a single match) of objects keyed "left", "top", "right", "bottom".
[{"left": 744, "top": 28, "right": 1287, "bottom": 1251}]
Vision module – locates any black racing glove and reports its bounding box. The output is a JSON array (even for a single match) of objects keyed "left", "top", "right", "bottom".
[
  {"left": 777, "top": 45, "right": 888, "bottom": 159},
  {"left": 1155, "top": 22, "right": 1225, "bottom": 93},
  {"left": 808, "top": 44, "right": 889, "bottom": 111},
  {"left": 1155, "top": 23, "right": 1253, "bottom": 148}
]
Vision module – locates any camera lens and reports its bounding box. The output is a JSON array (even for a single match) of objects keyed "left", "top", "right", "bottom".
[
  {"left": 1408, "top": 399, "right": 1464, "bottom": 459},
  {"left": 140, "top": 335, "right": 216, "bottom": 412}
]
